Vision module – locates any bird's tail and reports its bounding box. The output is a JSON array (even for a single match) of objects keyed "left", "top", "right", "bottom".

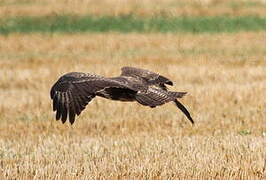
[
  {"left": 174, "top": 99, "right": 194, "bottom": 124},
  {"left": 168, "top": 91, "right": 187, "bottom": 99}
]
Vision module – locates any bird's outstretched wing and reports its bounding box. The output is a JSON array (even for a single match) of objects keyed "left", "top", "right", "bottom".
[
  {"left": 50, "top": 72, "right": 133, "bottom": 124},
  {"left": 121, "top": 67, "right": 173, "bottom": 88}
]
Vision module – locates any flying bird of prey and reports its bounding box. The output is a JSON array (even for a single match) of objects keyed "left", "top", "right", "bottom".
[{"left": 50, "top": 67, "right": 194, "bottom": 125}]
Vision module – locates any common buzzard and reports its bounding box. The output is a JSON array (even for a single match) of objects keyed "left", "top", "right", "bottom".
[{"left": 50, "top": 67, "right": 194, "bottom": 124}]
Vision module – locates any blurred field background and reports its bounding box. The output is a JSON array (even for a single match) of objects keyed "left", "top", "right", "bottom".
[{"left": 0, "top": 0, "right": 266, "bottom": 179}]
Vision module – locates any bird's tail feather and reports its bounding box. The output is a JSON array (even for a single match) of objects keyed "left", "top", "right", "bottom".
[
  {"left": 174, "top": 99, "right": 194, "bottom": 124},
  {"left": 168, "top": 91, "right": 187, "bottom": 98}
]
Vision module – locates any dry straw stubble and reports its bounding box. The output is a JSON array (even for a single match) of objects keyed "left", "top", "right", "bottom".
[{"left": 0, "top": 33, "right": 266, "bottom": 178}]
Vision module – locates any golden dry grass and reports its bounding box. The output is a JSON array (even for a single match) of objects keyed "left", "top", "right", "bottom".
[
  {"left": 0, "top": 32, "right": 266, "bottom": 179},
  {"left": 1, "top": 0, "right": 266, "bottom": 17}
]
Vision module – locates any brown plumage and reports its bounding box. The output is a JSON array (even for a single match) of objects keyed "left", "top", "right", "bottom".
[{"left": 50, "top": 66, "right": 194, "bottom": 124}]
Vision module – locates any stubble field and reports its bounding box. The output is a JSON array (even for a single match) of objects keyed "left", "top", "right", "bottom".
[{"left": 1, "top": 0, "right": 266, "bottom": 179}]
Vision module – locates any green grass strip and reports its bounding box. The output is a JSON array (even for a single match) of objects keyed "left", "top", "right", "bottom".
[{"left": 1, "top": 15, "right": 266, "bottom": 34}]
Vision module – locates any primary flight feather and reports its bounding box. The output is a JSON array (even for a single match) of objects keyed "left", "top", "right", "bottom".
[{"left": 50, "top": 67, "right": 194, "bottom": 124}]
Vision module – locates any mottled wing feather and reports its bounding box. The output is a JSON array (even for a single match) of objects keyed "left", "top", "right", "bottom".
[
  {"left": 68, "top": 91, "right": 76, "bottom": 124},
  {"left": 135, "top": 87, "right": 186, "bottom": 107},
  {"left": 60, "top": 92, "right": 67, "bottom": 123},
  {"left": 136, "top": 87, "right": 193, "bottom": 124},
  {"left": 50, "top": 72, "right": 136, "bottom": 124},
  {"left": 50, "top": 72, "right": 108, "bottom": 124},
  {"left": 121, "top": 66, "right": 173, "bottom": 86}
]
